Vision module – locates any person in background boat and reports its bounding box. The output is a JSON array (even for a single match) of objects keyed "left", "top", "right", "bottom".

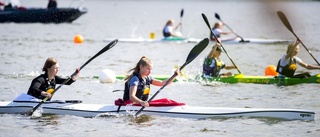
[
  {"left": 122, "top": 56, "right": 180, "bottom": 107},
  {"left": 210, "top": 21, "right": 236, "bottom": 41},
  {"left": 1, "top": 0, "right": 25, "bottom": 10},
  {"left": 3, "top": 2, "right": 12, "bottom": 10},
  {"left": 276, "top": 39, "right": 320, "bottom": 78},
  {"left": 163, "top": 19, "right": 182, "bottom": 38},
  {"left": 202, "top": 43, "right": 238, "bottom": 78},
  {"left": 27, "top": 58, "right": 80, "bottom": 100},
  {"left": 0, "top": 1, "right": 4, "bottom": 10},
  {"left": 47, "top": 0, "right": 57, "bottom": 9}
]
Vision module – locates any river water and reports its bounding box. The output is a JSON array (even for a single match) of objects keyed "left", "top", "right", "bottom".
[{"left": 1, "top": 0, "right": 320, "bottom": 137}]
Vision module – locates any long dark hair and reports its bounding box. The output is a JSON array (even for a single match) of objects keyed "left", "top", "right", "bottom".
[{"left": 125, "top": 56, "right": 152, "bottom": 81}]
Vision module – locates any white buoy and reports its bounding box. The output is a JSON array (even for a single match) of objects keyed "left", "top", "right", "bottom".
[{"left": 99, "top": 69, "right": 116, "bottom": 83}]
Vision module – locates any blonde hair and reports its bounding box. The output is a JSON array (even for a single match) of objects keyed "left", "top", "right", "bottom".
[
  {"left": 286, "top": 42, "right": 299, "bottom": 56},
  {"left": 42, "top": 57, "right": 58, "bottom": 72},
  {"left": 125, "top": 56, "right": 152, "bottom": 81},
  {"left": 213, "top": 22, "right": 223, "bottom": 29},
  {"left": 207, "top": 43, "right": 222, "bottom": 58}
]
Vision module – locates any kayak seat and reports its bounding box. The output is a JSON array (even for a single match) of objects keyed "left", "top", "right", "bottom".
[{"left": 114, "top": 98, "right": 185, "bottom": 107}]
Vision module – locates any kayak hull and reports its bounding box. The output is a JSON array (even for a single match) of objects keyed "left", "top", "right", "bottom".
[
  {"left": 0, "top": 94, "right": 315, "bottom": 120},
  {"left": 104, "top": 37, "right": 292, "bottom": 44}
]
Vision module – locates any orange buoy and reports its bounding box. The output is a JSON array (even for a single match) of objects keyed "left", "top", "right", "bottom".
[
  {"left": 264, "top": 65, "right": 278, "bottom": 76},
  {"left": 74, "top": 34, "right": 84, "bottom": 44}
]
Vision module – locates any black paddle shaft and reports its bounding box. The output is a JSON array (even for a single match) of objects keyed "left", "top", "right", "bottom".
[
  {"left": 277, "top": 11, "right": 320, "bottom": 66},
  {"left": 25, "top": 39, "right": 118, "bottom": 116},
  {"left": 134, "top": 38, "right": 209, "bottom": 117}
]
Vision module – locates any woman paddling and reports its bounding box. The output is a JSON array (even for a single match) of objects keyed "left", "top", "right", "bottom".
[
  {"left": 163, "top": 19, "right": 182, "bottom": 38},
  {"left": 27, "top": 57, "right": 80, "bottom": 100},
  {"left": 210, "top": 21, "right": 237, "bottom": 41},
  {"left": 202, "top": 43, "right": 238, "bottom": 78},
  {"left": 122, "top": 56, "right": 179, "bottom": 107},
  {"left": 276, "top": 39, "right": 320, "bottom": 78}
]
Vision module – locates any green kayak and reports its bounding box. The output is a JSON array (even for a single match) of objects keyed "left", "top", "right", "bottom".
[
  {"left": 197, "top": 74, "right": 320, "bottom": 85},
  {"left": 93, "top": 74, "right": 320, "bottom": 85}
]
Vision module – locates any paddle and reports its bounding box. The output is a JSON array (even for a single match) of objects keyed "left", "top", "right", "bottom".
[
  {"left": 202, "top": 13, "right": 242, "bottom": 74},
  {"left": 214, "top": 13, "right": 246, "bottom": 42},
  {"left": 134, "top": 38, "right": 209, "bottom": 117},
  {"left": 25, "top": 39, "right": 118, "bottom": 116},
  {"left": 277, "top": 11, "right": 320, "bottom": 66},
  {"left": 180, "top": 8, "right": 184, "bottom": 33}
]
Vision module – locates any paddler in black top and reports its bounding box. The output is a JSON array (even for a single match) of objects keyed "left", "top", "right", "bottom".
[
  {"left": 123, "top": 56, "right": 179, "bottom": 107},
  {"left": 27, "top": 57, "right": 80, "bottom": 100}
]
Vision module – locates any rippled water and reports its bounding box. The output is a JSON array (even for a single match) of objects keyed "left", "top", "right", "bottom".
[{"left": 1, "top": 0, "right": 320, "bottom": 136}]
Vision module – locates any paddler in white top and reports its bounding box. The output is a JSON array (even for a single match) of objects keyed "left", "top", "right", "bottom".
[
  {"left": 163, "top": 19, "right": 182, "bottom": 38},
  {"left": 210, "top": 21, "right": 236, "bottom": 41},
  {"left": 276, "top": 39, "right": 320, "bottom": 78}
]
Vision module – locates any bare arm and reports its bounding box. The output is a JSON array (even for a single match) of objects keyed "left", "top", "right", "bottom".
[
  {"left": 220, "top": 31, "right": 233, "bottom": 35},
  {"left": 298, "top": 62, "right": 320, "bottom": 70},
  {"left": 152, "top": 69, "right": 180, "bottom": 86},
  {"left": 224, "top": 65, "right": 238, "bottom": 70}
]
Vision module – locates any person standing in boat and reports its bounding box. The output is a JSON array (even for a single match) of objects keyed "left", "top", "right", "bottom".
[
  {"left": 276, "top": 39, "right": 320, "bottom": 78},
  {"left": 122, "top": 56, "right": 179, "bottom": 107},
  {"left": 210, "top": 21, "right": 236, "bottom": 41},
  {"left": 202, "top": 43, "right": 238, "bottom": 78},
  {"left": 163, "top": 19, "right": 182, "bottom": 38},
  {"left": 27, "top": 58, "right": 80, "bottom": 100},
  {"left": 47, "top": 0, "right": 57, "bottom": 9}
]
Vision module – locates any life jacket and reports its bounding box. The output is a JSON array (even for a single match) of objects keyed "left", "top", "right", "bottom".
[
  {"left": 202, "top": 57, "right": 225, "bottom": 77},
  {"left": 163, "top": 26, "right": 171, "bottom": 37},
  {"left": 27, "top": 73, "right": 56, "bottom": 100},
  {"left": 276, "top": 57, "right": 297, "bottom": 77},
  {"left": 123, "top": 72, "right": 151, "bottom": 102}
]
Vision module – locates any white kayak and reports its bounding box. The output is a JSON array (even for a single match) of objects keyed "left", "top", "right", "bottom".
[
  {"left": 103, "top": 37, "right": 292, "bottom": 44},
  {"left": 0, "top": 93, "right": 314, "bottom": 120}
]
